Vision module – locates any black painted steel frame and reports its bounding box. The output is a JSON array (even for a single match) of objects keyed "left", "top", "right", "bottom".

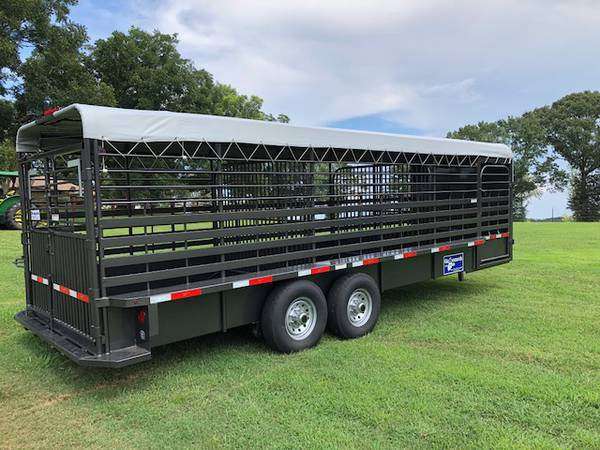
[{"left": 18, "top": 135, "right": 511, "bottom": 360}]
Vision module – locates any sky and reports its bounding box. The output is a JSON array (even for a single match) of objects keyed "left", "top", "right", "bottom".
[{"left": 70, "top": 0, "right": 600, "bottom": 218}]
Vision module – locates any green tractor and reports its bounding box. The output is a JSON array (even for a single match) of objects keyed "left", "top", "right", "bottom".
[{"left": 0, "top": 171, "right": 23, "bottom": 230}]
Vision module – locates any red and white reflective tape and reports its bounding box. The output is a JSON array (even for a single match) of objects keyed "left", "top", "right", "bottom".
[
  {"left": 468, "top": 239, "right": 486, "bottom": 247},
  {"left": 431, "top": 244, "right": 452, "bottom": 253},
  {"left": 486, "top": 232, "right": 510, "bottom": 240},
  {"left": 232, "top": 275, "right": 274, "bottom": 289},
  {"left": 30, "top": 273, "right": 89, "bottom": 303},
  {"left": 143, "top": 235, "right": 510, "bottom": 305},
  {"left": 298, "top": 265, "right": 332, "bottom": 277},
  {"left": 52, "top": 283, "right": 89, "bottom": 303},
  {"left": 394, "top": 250, "right": 418, "bottom": 260},
  {"left": 150, "top": 287, "right": 202, "bottom": 304},
  {"left": 352, "top": 257, "right": 380, "bottom": 268},
  {"left": 30, "top": 274, "right": 49, "bottom": 285}
]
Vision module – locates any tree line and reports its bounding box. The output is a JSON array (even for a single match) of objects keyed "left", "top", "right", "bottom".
[
  {"left": 0, "top": 0, "right": 289, "bottom": 170},
  {"left": 2, "top": 1, "right": 599, "bottom": 220},
  {"left": 448, "top": 93, "right": 600, "bottom": 222}
]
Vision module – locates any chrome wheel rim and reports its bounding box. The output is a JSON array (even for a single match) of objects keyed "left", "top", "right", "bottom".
[
  {"left": 285, "top": 297, "right": 317, "bottom": 340},
  {"left": 347, "top": 288, "right": 372, "bottom": 327}
]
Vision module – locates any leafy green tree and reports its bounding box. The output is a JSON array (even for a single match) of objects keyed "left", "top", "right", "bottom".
[
  {"left": 448, "top": 116, "right": 566, "bottom": 220},
  {"left": 88, "top": 27, "right": 286, "bottom": 121},
  {"left": 14, "top": 23, "right": 116, "bottom": 120},
  {"left": 90, "top": 28, "right": 198, "bottom": 111},
  {"left": 0, "top": 100, "right": 15, "bottom": 142},
  {"left": 537, "top": 91, "right": 600, "bottom": 221},
  {"left": 0, "top": 0, "right": 78, "bottom": 96},
  {"left": 0, "top": 139, "right": 16, "bottom": 170},
  {"left": 0, "top": 100, "right": 16, "bottom": 170}
]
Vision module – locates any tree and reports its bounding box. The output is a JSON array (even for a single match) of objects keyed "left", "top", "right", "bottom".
[
  {"left": 0, "top": 0, "right": 78, "bottom": 96},
  {"left": 537, "top": 91, "right": 600, "bottom": 221},
  {"left": 89, "top": 28, "right": 196, "bottom": 111},
  {"left": 14, "top": 23, "right": 116, "bottom": 120},
  {"left": 447, "top": 117, "right": 566, "bottom": 220},
  {"left": 88, "top": 27, "right": 287, "bottom": 121},
  {"left": 0, "top": 100, "right": 15, "bottom": 142},
  {"left": 0, "top": 100, "right": 16, "bottom": 170}
]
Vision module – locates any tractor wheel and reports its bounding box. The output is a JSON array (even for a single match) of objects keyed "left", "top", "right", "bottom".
[{"left": 6, "top": 203, "right": 23, "bottom": 230}]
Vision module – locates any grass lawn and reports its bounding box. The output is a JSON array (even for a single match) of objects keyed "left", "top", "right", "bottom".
[{"left": 1, "top": 222, "right": 599, "bottom": 449}]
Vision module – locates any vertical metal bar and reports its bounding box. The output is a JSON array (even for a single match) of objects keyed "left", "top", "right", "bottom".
[
  {"left": 43, "top": 157, "right": 57, "bottom": 331},
  {"left": 508, "top": 160, "right": 513, "bottom": 260},
  {"left": 475, "top": 160, "right": 483, "bottom": 270},
  {"left": 309, "top": 149, "right": 315, "bottom": 263},
  {"left": 92, "top": 140, "right": 106, "bottom": 298},
  {"left": 124, "top": 145, "right": 134, "bottom": 256},
  {"left": 18, "top": 157, "right": 33, "bottom": 312},
  {"left": 215, "top": 144, "right": 225, "bottom": 279},
  {"left": 81, "top": 138, "right": 103, "bottom": 352}
]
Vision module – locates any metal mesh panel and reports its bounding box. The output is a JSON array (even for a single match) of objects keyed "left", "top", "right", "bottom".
[{"left": 97, "top": 140, "right": 511, "bottom": 297}]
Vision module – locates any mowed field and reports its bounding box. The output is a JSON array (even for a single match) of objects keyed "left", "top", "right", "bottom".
[{"left": 0, "top": 223, "right": 599, "bottom": 449}]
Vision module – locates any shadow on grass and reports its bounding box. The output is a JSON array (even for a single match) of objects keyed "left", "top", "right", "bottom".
[
  {"left": 381, "top": 276, "right": 497, "bottom": 313},
  {"left": 13, "top": 276, "right": 497, "bottom": 393}
]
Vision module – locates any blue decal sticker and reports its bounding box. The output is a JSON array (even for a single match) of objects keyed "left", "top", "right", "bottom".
[{"left": 443, "top": 253, "right": 464, "bottom": 276}]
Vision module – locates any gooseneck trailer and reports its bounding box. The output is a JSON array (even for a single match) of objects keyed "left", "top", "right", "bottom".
[{"left": 15, "top": 105, "right": 512, "bottom": 367}]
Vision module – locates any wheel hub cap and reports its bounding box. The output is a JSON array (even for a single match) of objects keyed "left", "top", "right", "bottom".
[
  {"left": 285, "top": 297, "right": 317, "bottom": 340},
  {"left": 347, "top": 288, "right": 373, "bottom": 327}
]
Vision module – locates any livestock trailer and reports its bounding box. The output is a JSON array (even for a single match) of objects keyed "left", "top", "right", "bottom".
[{"left": 15, "top": 105, "right": 513, "bottom": 367}]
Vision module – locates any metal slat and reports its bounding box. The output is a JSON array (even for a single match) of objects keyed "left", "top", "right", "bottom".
[{"left": 92, "top": 140, "right": 511, "bottom": 296}]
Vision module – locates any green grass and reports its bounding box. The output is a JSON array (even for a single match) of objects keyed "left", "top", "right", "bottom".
[{"left": 1, "top": 223, "right": 599, "bottom": 449}]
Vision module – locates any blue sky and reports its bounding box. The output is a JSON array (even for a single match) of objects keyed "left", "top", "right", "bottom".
[{"left": 68, "top": 0, "right": 600, "bottom": 218}]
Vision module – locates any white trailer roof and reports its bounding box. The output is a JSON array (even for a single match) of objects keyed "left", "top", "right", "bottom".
[{"left": 16, "top": 104, "right": 511, "bottom": 159}]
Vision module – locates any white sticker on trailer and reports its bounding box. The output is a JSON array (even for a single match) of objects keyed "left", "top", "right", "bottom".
[{"left": 30, "top": 209, "right": 40, "bottom": 221}]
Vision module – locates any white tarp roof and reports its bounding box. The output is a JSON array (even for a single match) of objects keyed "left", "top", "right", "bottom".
[{"left": 17, "top": 104, "right": 512, "bottom": 159}]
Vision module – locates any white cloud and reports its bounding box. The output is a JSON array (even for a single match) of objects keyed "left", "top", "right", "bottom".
[{"left": 142, "top": 0, "right": 600, "bottom": 135}]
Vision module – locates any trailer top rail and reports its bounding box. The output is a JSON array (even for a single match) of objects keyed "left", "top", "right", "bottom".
[{"left": 16, "top": 104, "right": 511, "bottom": 159}]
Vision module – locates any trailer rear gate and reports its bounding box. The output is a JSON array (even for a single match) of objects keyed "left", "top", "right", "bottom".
[{"left": 15, "top": 105, "right": 512, "bottom": 367}]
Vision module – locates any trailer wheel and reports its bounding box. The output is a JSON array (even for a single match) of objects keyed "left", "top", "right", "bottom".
[
  {"left": 261, "top": 280, "right": 327, "bottom": 353},
  {"left": 327, "top": 273, "right": 381, "bottom": 339},
  {"left": 6, "top": 203, "right": 23, "bottom": 230}
]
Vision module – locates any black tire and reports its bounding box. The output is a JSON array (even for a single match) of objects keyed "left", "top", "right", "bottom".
[
  {"left": 327, "top": 273, "right": 381, "bottom": 339},
  {"left": 261, "top": 280, "right": 327, "bottom": 353},
  {"left": 6, "top": 202, "right": 22, "bottom": 230}
]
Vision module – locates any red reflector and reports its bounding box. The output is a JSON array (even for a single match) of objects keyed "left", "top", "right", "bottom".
[
  {"left": 171, "top": 288, "right": 202, "bottom": 300},
  {"left": 36, "top": 276, "right": 43, "bottom": 283},
  {"left": 59, "top": 286, "right": 70, "bottom": 295},
  {"left": 500, "top": 232, "right": 510, "bottom": 238},
  {"left": 474, "top": 239, "right": 485, "bottom": 246},
  {"left": 137, "top": 309, "right": 146, "bottom": 324},
  {"left": 403, "top": 251, "right": 417, "bottom": 258},
  {"left": 249, "top": 276, "right": 273, "bottom": 286},
  {"left": 438, "top": 245, "right": 452, "bottom": 252},
  {"left": 43, "top": 107, "right": 59, "bottom": 116},
  {"left": 311, "top": 266, "right": 330, "bottom": 275},
  {"left": 76, "top": 292, "right": 90, "bottom": 303},
  {"left": 489, "top": 235, "right": 497, "bottom": 240},
  {"left": 363, "top": 258, "right": 380, "bottom": 265}
]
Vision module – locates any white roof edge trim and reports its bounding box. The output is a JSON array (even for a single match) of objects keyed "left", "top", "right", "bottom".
[{"left": 16, "top": 103, "right": 512, "bottom": 159}]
